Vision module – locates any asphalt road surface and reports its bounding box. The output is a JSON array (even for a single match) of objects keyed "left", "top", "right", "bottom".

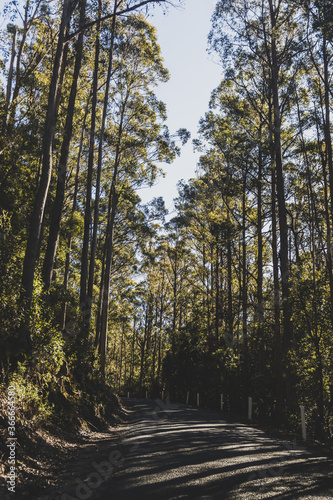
[{"left": 54, "top": 398, "right": 333, "bottom": 499}]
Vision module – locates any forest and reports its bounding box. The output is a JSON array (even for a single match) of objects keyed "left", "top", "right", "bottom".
[{"left": 0, "top": 0, "right": 333, "bottom": 454}]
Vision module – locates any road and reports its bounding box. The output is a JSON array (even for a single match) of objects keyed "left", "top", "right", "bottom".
[{"left": 42, "top": 398, "right": 333, "bottom": 500}]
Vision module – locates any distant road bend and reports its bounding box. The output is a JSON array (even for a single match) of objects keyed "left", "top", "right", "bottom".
[{"left": 58, "top": 399, "right": 333, "bottom": 499}]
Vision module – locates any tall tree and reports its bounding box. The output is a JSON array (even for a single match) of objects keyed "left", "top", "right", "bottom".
[
  {"left": 42, "top": 0, "right": 86, "bottom": 290},
  {"left": 21, "top": 0, "right": 80, "bottom": 309}
]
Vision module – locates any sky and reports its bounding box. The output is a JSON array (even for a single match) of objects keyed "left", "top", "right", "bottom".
[
  {"left": 0, "top": 0, "right": 223, "bottom": 215},
  {"left": 141, "top": 0, "right": 222, "bottom": 215}
]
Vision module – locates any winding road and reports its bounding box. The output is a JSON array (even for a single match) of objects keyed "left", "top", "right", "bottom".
[{"left": 42, "top": 398, "right": 333, "bottom": 499}]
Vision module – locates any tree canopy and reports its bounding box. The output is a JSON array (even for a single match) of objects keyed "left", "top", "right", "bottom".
[{"left": 1, "top": 0, "right": 333, "bottom": 444}]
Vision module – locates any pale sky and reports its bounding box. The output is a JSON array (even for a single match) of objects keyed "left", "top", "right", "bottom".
[
  {"left": 0, "top": 0, "right": 222, "bottom": 214},
  {"left": 142, "top": 0, "right": 222, "bottom": 214}
]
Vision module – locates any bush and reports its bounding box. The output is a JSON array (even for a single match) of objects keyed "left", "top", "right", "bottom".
[{"left": 6, "top": 372, "right": 54, "bottom": 428}]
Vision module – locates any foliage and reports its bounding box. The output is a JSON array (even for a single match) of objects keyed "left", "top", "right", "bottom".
[{"left": 1, "top": 0, "right": 333, "bottom": 446}]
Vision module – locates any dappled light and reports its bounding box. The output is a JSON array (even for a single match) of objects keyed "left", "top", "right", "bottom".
[
  {"left": 1, "top": 0, "right": 333, "bottom": 497},
  {"left": 99, "top": 400, "right": 333, "bottom": 500}
]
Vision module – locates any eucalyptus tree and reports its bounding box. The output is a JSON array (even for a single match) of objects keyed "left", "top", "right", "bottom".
[
  {"left": 3, "top": 0, "right": 54, "bottom": 131},
  {"left": 96, "top": 14, "right": 180, "bottom": 376},
  {"left": 102, "top": 193, "right": 171, "bottom": 392},
  {"left": 298, "top": 0, "right": 333, "bottom": 327},
  {"left": 21, "top": 0, "right": 81, "bottom": 317},
  {"left": 18, "top": 0, "right": 174, "bottom": 355},
  {"left": 80, "top": 0, "right": 114, "bottom": 323},
  {"left": 0, "top": 1, "right": 55, "bottom": 216},
  {"left": 42, "top": 0, "right": 87, "bottom": 291},
  {"left": 209, "top": 0, "right": 307, "bottom": 414}
]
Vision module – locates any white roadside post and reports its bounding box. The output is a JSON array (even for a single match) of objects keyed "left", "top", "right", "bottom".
[
  {"left": 300, "top": 405, "right": 306, "bottom": 441},
  {"left": 220, "top": 394, "right": 224, "bottom": 411},
  {"left": 197, "top": 393, "right": 200, "bottom": 407},
  {"left": 186, "top": 391, "right": 189, "bottom": 405},
  {"left": 248, "top": 397, "right": 253, "bottom": 420}
]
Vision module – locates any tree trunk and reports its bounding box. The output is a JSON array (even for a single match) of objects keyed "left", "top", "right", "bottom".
[
  {"left": 62, "top": 92, "right": 90, "bottom": 329},
  {"left": 257, "top": 118, "right": 263, "bottom": 325},
  {"left": 119, "top": 320, "right": 124, "bottom": 392},
  {"left": 257, "top": 115, "right": 265, "bottom": 383},
  {"left": 80, "top": 2, "right": 102, "bottom": 314},
  {"left": 323, "top": 37, "right": 333, "bottom": 224},
  {"left": 87, "top": 0, "right": 117, "bottom": 324},
  {"left": 151, "top": 304, "right": 158, "bottom": 383},
  {"left": 98, "top": 88, "right": 129, "bottom": 376},
  {"left": 130, "top": 318, "right": 136, "bottom": 387},
  {"left": 42, "top": 0, "right": 86, "bottom": 290},
  {"left": 99, "top": 184, "right": 119, "bottom": 377},
  {"left": 7, "top": 0, "right": 33, "bottom": 130},
  {"left": 314, "top": 110, "right": 333, "bottom": 330},
  {"left": 5, "top": 26, "right": 17, "bottom": 126},
  {"left": 269, "top": 94, "right": 283, "bottom": 419},
  {"left": 320, "top": 38, "right": 333, "bottom": 328},
  {"left": 242, "top": 170, "right": 248, "bottom": 355},
  {"left": 268, "top": 0, "right": 293, "bottom": 408},
  {"left": 21, "top": 0, "right": 79, "bottom": 314},
  {"left": 215, "top": 243, "right": 220, "bottom": 343},
  {"left": 227, "top": 215, "right": 233, "bottom": 348}
]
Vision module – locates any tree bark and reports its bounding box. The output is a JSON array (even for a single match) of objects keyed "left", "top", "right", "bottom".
[
  {"left": 98, "top": 93, "right": 128, "bottom": 375},
  {"left": 227, "top": 219, "right": 233, "bottom": 347},
  {"left": 87, "top": 0, "right": 117, "bottom": 325},
  {"left": 80, "top": 3, "right": 102, "bottom": 315},
  {"left": 242, "top": 170, "right": 248, "bottom": 355},
  {"left": 21, "top": 0, "right": 79, "bottom": 311},
  {"left": 7, "top": 0, "right": 33, "bottom": 129},
  {"left": 62, "top": 93, "right": 90, "bottom": 329},
  {"left": 268, "top": 0, "right": 293, "bottom": 408},
  {"left": 215, "top": 243, "right": 220, "bottom": 343},
  {"left": 323, "top": 37, "right": 333, "bottom": 223},
  {"left": 5, "top": 26, "right": 17, "bottom": 126},
  {"left": 99, "top": 183, "right": 119, "bottom": 377},
  {"left": 269, "top": 93, "right": 283, "bottom": 419},
  {"left": 42, "top": 0, "right": 86, "bottom": 290},
  {"left": 256, "top": 115, "right": 265, "bottom": 382}
]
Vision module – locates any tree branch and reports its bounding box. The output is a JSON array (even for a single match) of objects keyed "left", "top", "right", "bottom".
[{"left": 67, "top": 0, "right": 167, "bottom": 40}]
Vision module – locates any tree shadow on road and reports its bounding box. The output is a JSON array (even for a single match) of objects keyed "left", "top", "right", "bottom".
[{"left": 107, "top": 399, "right": 333, "bottom": 500}]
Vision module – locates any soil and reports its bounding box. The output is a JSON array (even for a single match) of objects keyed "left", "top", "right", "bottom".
[{"left": 0, "top": 401, "right": 129, "bottom": 500}]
